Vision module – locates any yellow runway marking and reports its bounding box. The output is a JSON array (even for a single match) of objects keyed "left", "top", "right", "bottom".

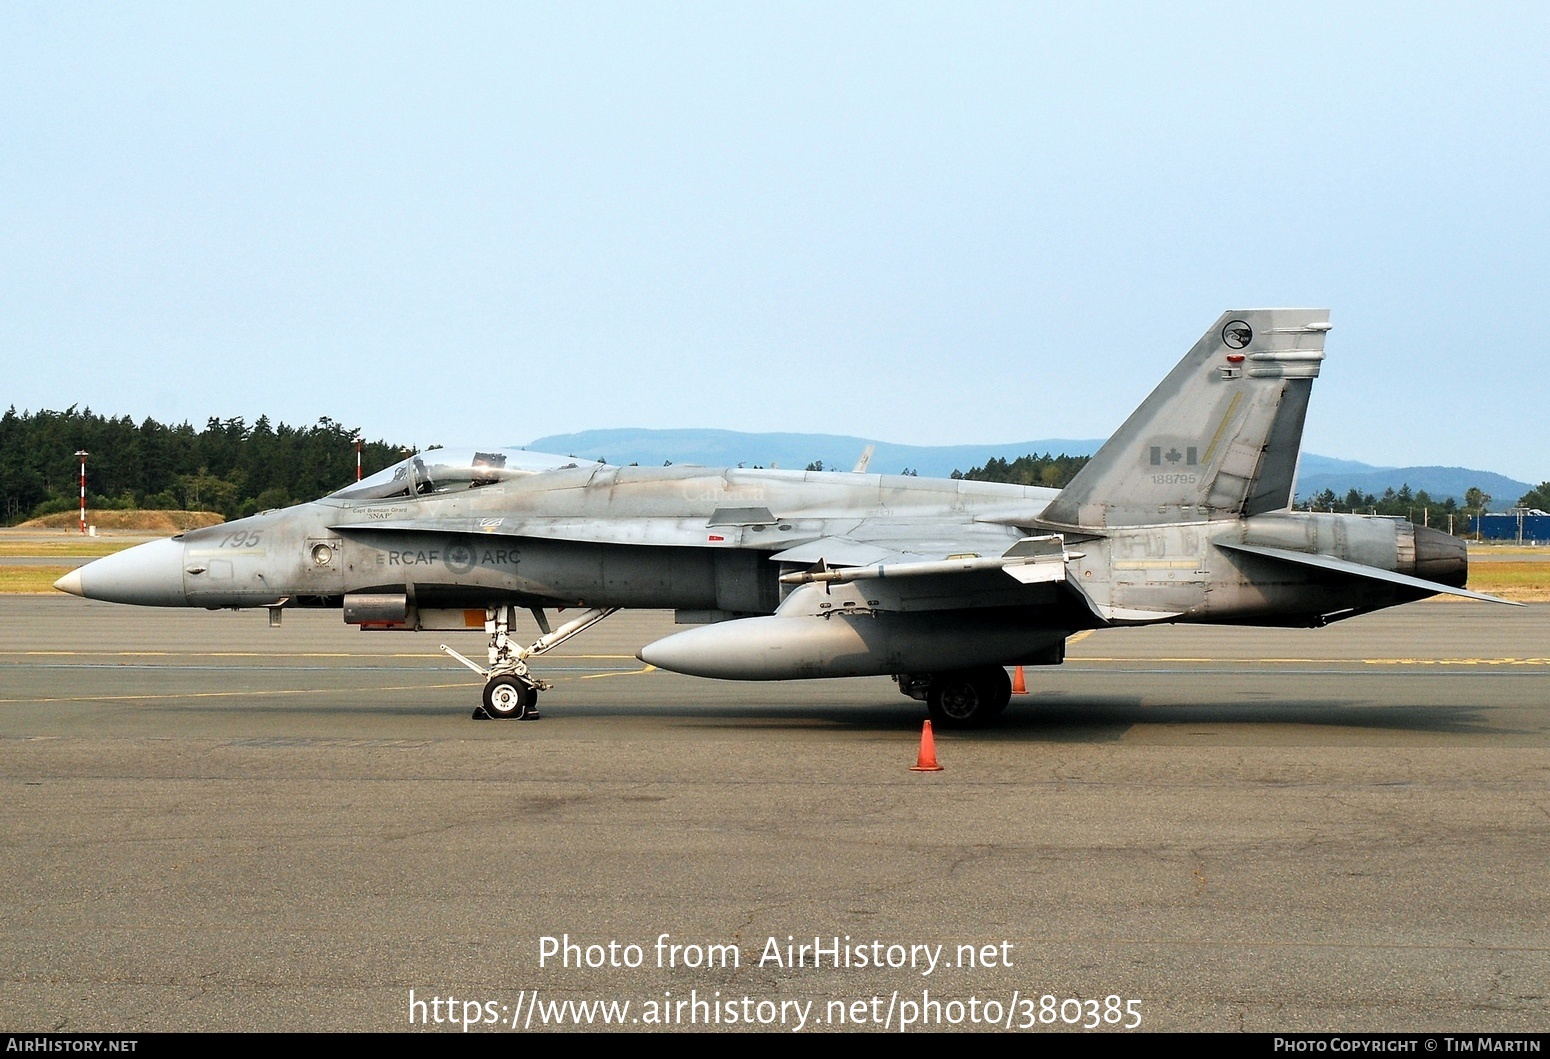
[
  {"left": 1067, "top": 656, "right": 1550, "bottom": 666},
  {"left": 10, "top": 644, "right": 1542, "bottom": 667},
  {"left": 2, "top": 651, "right": 642, "bottom": 660},
  {"left": 9, "top": 651, "right": 363, "bottom": 659},
  {"left": 11, "top": 644, "right": 1540, "bottom": 666},
  {"left": 1357, "top": 657, "right": 1550, "bottom": 666},
  {"left": 0, "top": 681, "right": 478, "bottom": 706},
  {"left": 578, "top": 665, "right": 658, "bottom": 680}
]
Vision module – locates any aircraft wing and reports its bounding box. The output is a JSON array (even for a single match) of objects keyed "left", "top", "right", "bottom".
[
  {"left": 767, "top": 523, "right": 1078, "bottom": 616},
  {"left": 1216, "top": 541, "right": 1521, "bottom": 606},
  {"left": 766, "top": 516, "right": 1036, "bottom": 566}
]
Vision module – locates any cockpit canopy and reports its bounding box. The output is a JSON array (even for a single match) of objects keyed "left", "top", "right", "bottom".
[{"left": 328, "top": 448, "right": 598, "bottom": 501}]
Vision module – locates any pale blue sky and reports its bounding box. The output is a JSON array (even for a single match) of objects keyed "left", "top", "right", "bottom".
[{"left": 3, "top": 3, "right": 1547, "bottom": 480}]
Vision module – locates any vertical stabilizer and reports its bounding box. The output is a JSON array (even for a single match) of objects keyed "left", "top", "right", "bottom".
[{"left": 1039, "top": 309, "right": 1329, "bottom": 529}]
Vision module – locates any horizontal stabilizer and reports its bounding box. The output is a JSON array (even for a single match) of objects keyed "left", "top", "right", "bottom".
[{"left": 1216, "top": 542, "right": 1522, "bottom": 606}]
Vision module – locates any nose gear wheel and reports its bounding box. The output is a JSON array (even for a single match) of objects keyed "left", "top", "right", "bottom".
[
  {"left": 441, "top": 604, "right": 617, "bottom": 721},
  {"left": 482, "top": 676, "right": 532, "bottom": 719}
]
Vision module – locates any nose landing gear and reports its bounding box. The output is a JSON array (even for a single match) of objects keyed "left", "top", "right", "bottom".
[{"left": 441, "top": 604, "right": 619, "bottom": 720}]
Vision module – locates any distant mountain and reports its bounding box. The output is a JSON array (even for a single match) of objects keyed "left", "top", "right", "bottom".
[
  {"left": 524, "top": 429, "right": 1103, "bottom": 479},
  {"left": 1296, "top": 454, "right": 1386, "bottom": 476},
  {"left": 521, "top": 428, "right": 1533, "bottom": 507}
]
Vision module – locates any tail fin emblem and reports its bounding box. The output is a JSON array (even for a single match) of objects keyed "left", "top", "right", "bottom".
[{"left": 1223, "top": 321, "right": 1253, "bottom": 348}]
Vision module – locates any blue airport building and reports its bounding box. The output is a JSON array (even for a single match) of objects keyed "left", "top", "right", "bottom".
[{"left": 1472, "top": 511, "right": 1550, "bottom": 543}]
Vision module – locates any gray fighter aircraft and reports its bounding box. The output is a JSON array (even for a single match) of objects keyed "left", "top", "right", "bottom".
[{"left": 55, "top": 309, "right": 1514, "bottom": 726}]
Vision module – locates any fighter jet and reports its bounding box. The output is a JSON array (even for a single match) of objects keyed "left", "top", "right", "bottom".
[{"left": 55, "top": 309, "right": 1515, "bottom": 726}]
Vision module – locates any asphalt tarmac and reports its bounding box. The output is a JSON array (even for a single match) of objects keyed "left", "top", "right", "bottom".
[{"left": 2, "top": 597, "right": 1546, "bottom": 1033}]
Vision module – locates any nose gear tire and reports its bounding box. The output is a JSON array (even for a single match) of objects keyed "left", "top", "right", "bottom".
[{"left": 482, "top": 676, "right": 531, "bottom": 719}]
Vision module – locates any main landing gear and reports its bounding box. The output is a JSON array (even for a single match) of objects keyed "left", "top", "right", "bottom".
[
  {"left": 895, "top": 665, "right": 1013, "bottom": 730},
  {"left": 440, "top": 605, "right": 619, "bottom": 721}
]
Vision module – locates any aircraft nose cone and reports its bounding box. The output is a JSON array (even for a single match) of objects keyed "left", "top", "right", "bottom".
[
  {"left": 60, "top": 538, "right": 188, "bottom": 606},
  {"left": 1414, "top": 526, "right": 1468, "bottom": 588}
]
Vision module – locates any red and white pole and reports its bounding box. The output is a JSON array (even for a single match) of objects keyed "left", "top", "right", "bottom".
[
  {"left": 356, "top": 436, "right": 362, "bottom": 481},
  {"left": 74, "top": 450, "right": 89, "bottom": 534}
]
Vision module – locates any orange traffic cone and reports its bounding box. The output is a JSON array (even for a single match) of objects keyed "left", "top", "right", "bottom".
[
  {"left": 910, "top": 720, "right": 944, "bottom": 772},
  {"left": 1011, "top": 665, "right": 1027, "bottom": 695}
]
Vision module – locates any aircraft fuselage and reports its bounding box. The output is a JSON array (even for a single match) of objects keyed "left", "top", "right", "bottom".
[{"left": 64, "top": 463, "right": 1465, "bottom": 630}]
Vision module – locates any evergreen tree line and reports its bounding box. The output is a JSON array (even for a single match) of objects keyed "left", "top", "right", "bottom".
[
  {"left": 955, "top": 452, "right": 1550, "bottom": 537},
  {"left": 1298, "top": 482, "right": 1550, "bottom": 531},
  {"left": 0, "top": 407, "right": 409, "bottom": 524},
  {"left": 952, "top": 453, "right": 1091, "bottom": 489},
  {"left": 7, "top": 407, "right": 1543, "bottom": 534},
  {"left": 1296, "top": 485, "right": 1474, "bottom": 531},
  {"left": 1519, "top": 483, "right": 1550, "bottom": 511}
]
